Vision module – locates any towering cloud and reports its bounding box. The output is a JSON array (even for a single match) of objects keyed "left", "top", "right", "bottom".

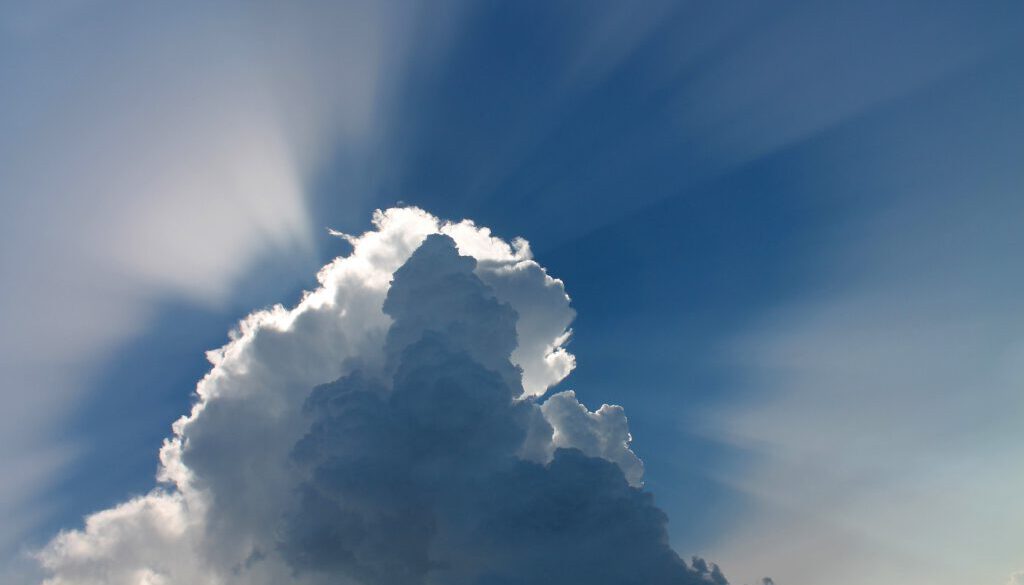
[{"left": 36, "top": 208, "right": 725, "bottom": 585}]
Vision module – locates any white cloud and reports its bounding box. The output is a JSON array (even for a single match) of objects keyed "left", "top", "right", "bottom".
[
  {"left": 37, "top": 208, "right": 708, "bottom": 585},
  {"left": 541, "top": 390, "right": 644, "bottom": 486}
]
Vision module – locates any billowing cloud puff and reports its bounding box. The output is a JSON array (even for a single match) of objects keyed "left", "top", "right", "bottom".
[
  {"left": 541, "top": 390, "right": 644, "bottom": 487},
  {"left": 36, "top": 208, "right": 725, "bottom": 585}
]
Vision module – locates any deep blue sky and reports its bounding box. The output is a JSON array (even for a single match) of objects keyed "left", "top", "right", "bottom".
[{"left": 4, "top": 2, "right": 1023, "bottom": 584}]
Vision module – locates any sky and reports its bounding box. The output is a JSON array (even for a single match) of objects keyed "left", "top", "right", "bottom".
[{"left": 1, "top": 1, "right": 1022, "bottom": 584}]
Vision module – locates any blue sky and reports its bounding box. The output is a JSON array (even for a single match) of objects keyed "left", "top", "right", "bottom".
[{"left": 2, "top": 2, "right": 1023, "bottom": 584}]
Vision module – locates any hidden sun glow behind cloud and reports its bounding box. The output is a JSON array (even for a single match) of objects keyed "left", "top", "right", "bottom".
[{"left": 0, "top": 4, "right": 409, "bottom": 567}]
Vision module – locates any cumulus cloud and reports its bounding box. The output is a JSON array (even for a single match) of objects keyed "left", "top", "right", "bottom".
[{"left": 37, "top": 208, "right": 724, "bottom": 585}]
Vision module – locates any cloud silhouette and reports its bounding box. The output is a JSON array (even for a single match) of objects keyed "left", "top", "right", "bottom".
[{"left": 37, "top": 208, "right": 725, "bottom": 585}]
